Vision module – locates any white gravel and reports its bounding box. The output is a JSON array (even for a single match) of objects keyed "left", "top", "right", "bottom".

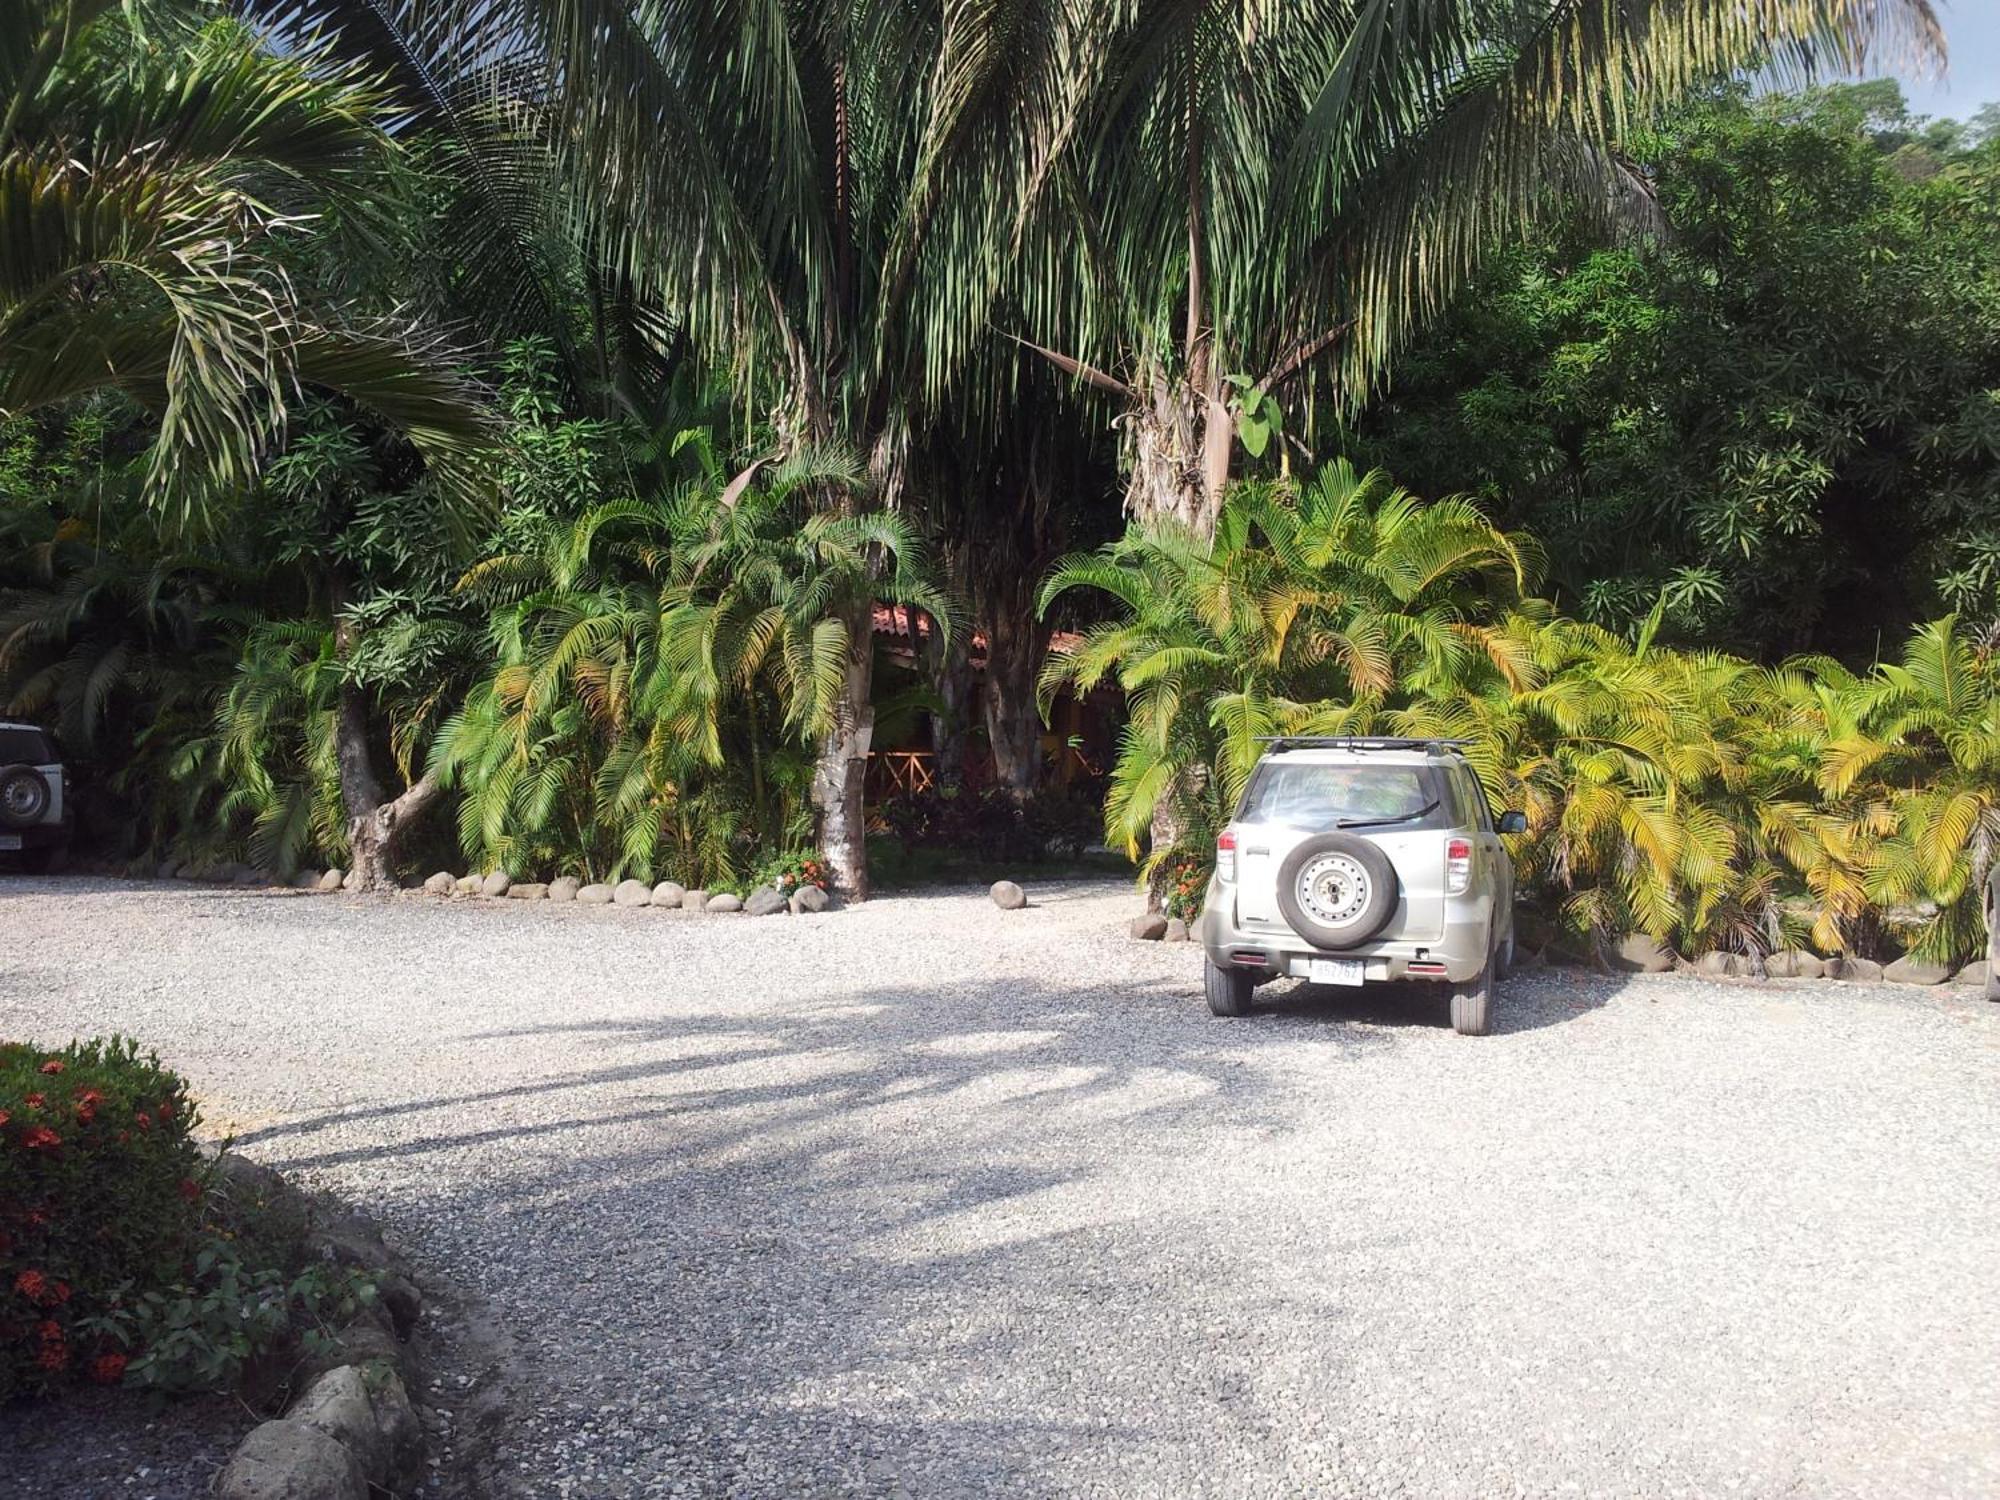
[{"left": 3, "top": 875, "right": 1998, "bottom": 1499}]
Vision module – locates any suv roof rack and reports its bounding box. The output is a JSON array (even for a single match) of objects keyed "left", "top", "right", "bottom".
[{"left": 1253, "top": 736, "right": 1470, "bottom": 754}]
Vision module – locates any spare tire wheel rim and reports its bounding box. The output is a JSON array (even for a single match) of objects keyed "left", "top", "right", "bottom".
[
  {"left": 1, "top": 770, "right": 46, "bottom": 827},
  {"left": 1297, "top": 851, "right": 1371, "bottom": 927}
]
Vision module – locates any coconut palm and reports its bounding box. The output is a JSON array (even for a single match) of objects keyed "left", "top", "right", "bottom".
[
  {"left": 240, "top": 0, "right": 1105, "bottom": 894},
  {"left": 0, "top": 0, "right": 495, "bottom": 517},
  {"left": 991, "top": 0, "right": 1943, "bottom": 532}
]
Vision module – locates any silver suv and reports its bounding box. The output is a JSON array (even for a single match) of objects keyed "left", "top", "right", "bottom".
[
  {"left": 0, "top": 721, "right": 70, "bottom": 873},
  {"left": 1198, "top": 738, "right": 1525, "bottom": 1034}
]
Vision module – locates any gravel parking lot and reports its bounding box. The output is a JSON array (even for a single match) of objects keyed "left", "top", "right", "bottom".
[{"left": 3, "top": 875, "right": 1998, "bottom": 1499}]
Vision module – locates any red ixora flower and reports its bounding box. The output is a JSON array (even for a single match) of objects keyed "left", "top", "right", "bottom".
[
  {"left": 89, "top": 1352, "right": 127, "bottom": 1386},
  {"left": 38, "top": 1059, "right": 63, "bottom": 1075},
  {"left": 14, "top": 1269, "right": 48, "bottom": 1301},
  {"left": 133, "top": 1110, "right": 152, "bottom": 1131},
  {"left": 0, "top": 1107, "right": 9, "bottom": 1127},
  {"left": 24, "top": 1093, "right": 45, "bottom": 1110},
  {"left": 20, "top": 1125, "right": 61, "bottom": 1150},
  {"left": 177, "top": 1178, "right": 201, "bottom": 1203},
  {"left": 73, "top": 1089, "right": 102, "bottom": 1123},
  {"left": 36, "top": 1340, "right": 68, "bottom": 1372}
]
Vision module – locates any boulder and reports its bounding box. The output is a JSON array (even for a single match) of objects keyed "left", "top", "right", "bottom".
[
  {"left": 506, "top": 883, "right": 547, "bottom": 901},
  {"left": 652, "top": 880, "right": 687, "bottom": 908},
  {"left": 213, "top": 1419, "right": 368, "bottom": 1500},
  {"left": 612, "top": 878, "right": 653, "bottom": 908},
  {"left": 1163, "top": 917, "right": 1190, "bottom": 943},
  {"left": 1694, "top": 950, "right": 1736, "bottom": 978},
  {"left": 478, "top": 871, "right": 511, "bottom": 898},
  {"left": 290, "top": 1363, "right": 424, "bottom": 1494},
  {"left": 1608, "top": 934, "right": 1675, "bottom": 973},
  {"left": 156, "top": 858, "right": 181, "bottom": 880},
  {"left": 789, "top": 885, "right": 829, "bottom": 914},
  {"left": 422, "top": 872, "right": 455, "bottom": 896},
  {"left": 706, "top": 892, "right": 743, "bottom": 913},
  {"left": 291, "top": 1320, "right": 408, "bottom": 1390},
  {"left": 292, "top": 874, "right": 321, "bottom": 891},
  {"left": 576, "top": 883, "right": 614, "bottom": 905},
  {"left": 1764, "top": 950, "right": 1824, "bottom": 979},
  {"left": 989, "top": 880, "right": 1028, "bottom": 910},
  {"left": 547, "top": 876, "right": 580, "bottom": 902},
  {"left": 1883, "top": 955, "right": 1953, "bottom": 986},
  {"left": 744, "top": 885, "right": 789, "bottom": 916},
  {"left": 1130, "top": 913, "right": 1168, "bottom": 941},
  {"left": 317, "top": 870, "right": 344, "bottom": 893},
  {"left": 1829, "top": 955, "right": 1885, "bottom": 983},
  {"left": 454, "top": 874, "right": 479, "bottom": 895},
  {"left": 1951, "top": 959, "right": 1988, "bottom": 987},
  {"left": 681, "top": 888, "right": 710, "bottom": 912}
]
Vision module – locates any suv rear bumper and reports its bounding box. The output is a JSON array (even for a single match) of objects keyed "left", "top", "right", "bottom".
[
  {"left": 1199, "top": 887, "right": 1492, "bottom": 983},
  {"left": 0, "top": 822, "right": 69, "bottom": 851}
]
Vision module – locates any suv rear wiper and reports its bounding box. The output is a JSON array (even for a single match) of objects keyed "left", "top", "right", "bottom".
[{"left": 1336, "top": 800, "right": 1440, "bottom": 831}]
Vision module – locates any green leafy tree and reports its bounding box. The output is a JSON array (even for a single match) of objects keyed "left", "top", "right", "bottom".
[{"left": 1346, "top": 82, "right": 2000, "bottom": 659}]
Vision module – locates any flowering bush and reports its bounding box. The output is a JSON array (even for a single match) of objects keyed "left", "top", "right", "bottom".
[
  {"left": 1160, "top": 855, "right": 1209, "bottom": 922},
  {"left": 1, "top": 1036, "right": 378, "bottom": 1403},
  {"left": 1, "top": 1037, "right": 203, "bottom": 1400},
  {"left": 755, "top": 848, "right": 829, "bottom": 897}
]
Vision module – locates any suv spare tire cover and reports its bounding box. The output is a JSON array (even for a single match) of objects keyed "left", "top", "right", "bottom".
[
  {"left": 0, "top": 765, "right": 51, "bottom": 829},
  {"left": 1276, "top": 832, "right": 1399, "bottom": 950}
]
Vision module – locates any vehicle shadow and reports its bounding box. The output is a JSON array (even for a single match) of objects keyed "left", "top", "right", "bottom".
[{"left": 1253, "top": 967, "right": 1616, "bottom": 1035}]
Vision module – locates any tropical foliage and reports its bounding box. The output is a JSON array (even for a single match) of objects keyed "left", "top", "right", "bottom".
[
  {"left": 1346, "top": 82, "right": 2000, "bottom": 660},
  {"left": 1047, "top": 473, "right": 2000, "bottom": 966},
  {"left": 4, "top": 0, "right": 1996, "bottom": 965}
]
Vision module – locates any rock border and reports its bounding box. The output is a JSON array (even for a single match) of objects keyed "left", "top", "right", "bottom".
[
  {"left": 51, "top": 860, "right": 842, "bottom": 921},
  {"left": 209, "top": 1157, "right": 431, "bottom": 1500}
]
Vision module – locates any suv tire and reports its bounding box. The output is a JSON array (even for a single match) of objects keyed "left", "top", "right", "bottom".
[
  {"left": 1275, "top": 832, "right": 1399, "bottom": 950},
  {"left": 1204, "top": 958, "right": 1255, "bottom": 1017},
  {"left": 0, "top": 765, "right": 51, "bottom": 829},
  {"left": 1451, "top": 936, "right": 1496, "bottom": 1036}
]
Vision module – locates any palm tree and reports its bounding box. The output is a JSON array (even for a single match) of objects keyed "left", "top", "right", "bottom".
[
  {"left": 1818, "top": 617, "right": 2000, "bottom": 963},
  {"left": 439, "top": 441, "right": 948, "bottom": 892},
  {"left": 0, "top": 0, "right": 495, "bottom": 517},
  {"left": 241, "top": 0, "right": 1102, "bottom": 895},
  {"left": 1039, "top": 462, "right": 1531, "bottom": 889},
  {"left": 992, "top": 0, "right": 1942, "bottom": 533}
]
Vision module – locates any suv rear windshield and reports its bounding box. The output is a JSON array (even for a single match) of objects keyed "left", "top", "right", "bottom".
[
  {"left": 0, "top": 727, "right": 54, "bottom": 764},
  {"left": 1237, "top": 761, "right": 1445, "bottom": 829}
]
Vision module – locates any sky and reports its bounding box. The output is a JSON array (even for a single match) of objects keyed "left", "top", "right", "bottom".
[{"left": 1877, "top": 1, "right": 2000, "bottom": 119}]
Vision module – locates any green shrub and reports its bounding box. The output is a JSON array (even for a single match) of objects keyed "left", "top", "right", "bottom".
[
  {"left": 1, "top": 1037, "right": 204, "bottom": 1398},
  {"left": 1, "top": 1037, "right": 378, "bottom": 1402}
]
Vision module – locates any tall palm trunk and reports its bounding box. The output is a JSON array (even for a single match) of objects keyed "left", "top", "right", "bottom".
[
  {"left": 924, "top": 614, "right": 973, "bottom": 793},
  {"left": 982, "top": 605, "right": 1049, "bottom": 800},
  {"left": 810, "top": 595, "right": 875, "bottom": 901}
]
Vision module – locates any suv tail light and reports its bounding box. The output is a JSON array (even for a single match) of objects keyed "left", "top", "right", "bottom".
[
  {"left": 1216, "top": 831, "right": 1237, "bottom": 883},
  {"left": 1445, "top": 836, "right": 1472, "bottom": 895}
]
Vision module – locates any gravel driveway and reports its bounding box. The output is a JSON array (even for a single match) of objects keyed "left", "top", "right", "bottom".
[{"left": 3, "top": 876, "right": 1998, "bottom": 1499}]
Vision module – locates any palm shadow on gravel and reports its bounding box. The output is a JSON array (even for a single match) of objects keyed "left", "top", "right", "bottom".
[{"left": 213, "top": 962, "right": 1626, "bottom": 1497}]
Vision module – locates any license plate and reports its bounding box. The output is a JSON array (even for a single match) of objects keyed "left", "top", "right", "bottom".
[
  {"left": 1308, "top": 957, "right": 1364, "bottom": 987},
  {"left": 0, "top": 835, "right": 19, "bottom": 851}
]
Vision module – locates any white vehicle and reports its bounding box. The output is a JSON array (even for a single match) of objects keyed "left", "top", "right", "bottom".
[
  {"left": 1198, "top": 737, "right": 1526, "bottom": 1034},
  {"left": 0, "top": 721, "right": 71, "bottom": 873}
]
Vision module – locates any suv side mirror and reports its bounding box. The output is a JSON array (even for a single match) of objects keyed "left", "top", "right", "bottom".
[{"left": 1497, "top": 810, "right": 1527, "bottom": 835}]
